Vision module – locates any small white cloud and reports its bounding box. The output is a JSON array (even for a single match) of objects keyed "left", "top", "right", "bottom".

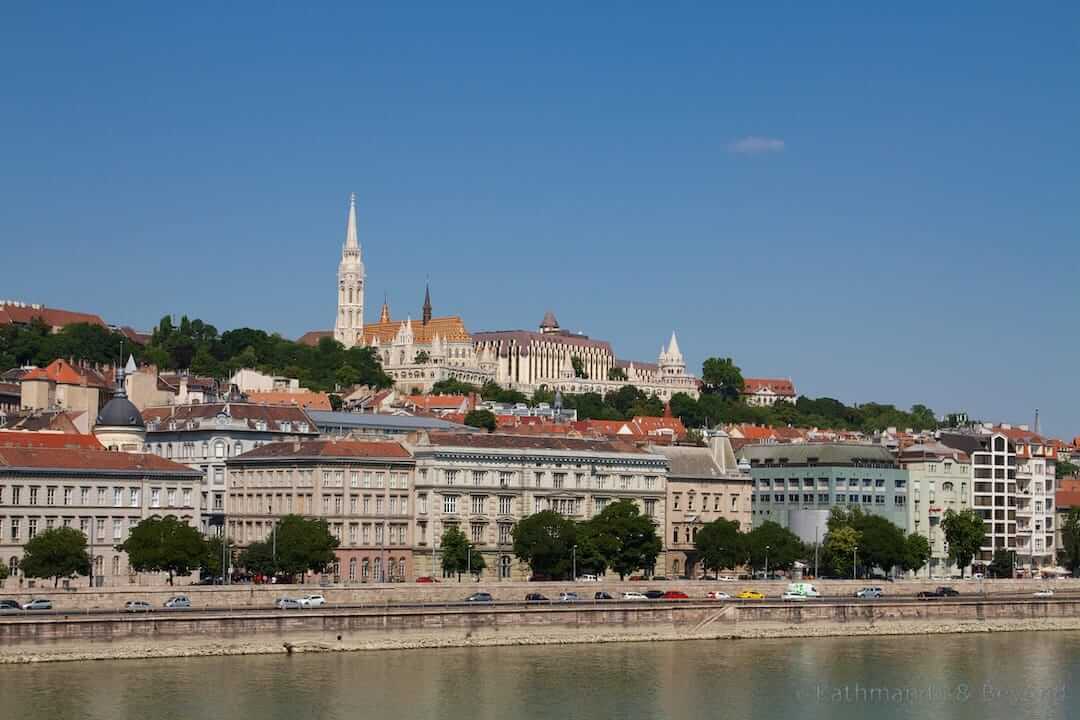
[{"left": 728, "top": 136, "right": 785, "bottom": 154}]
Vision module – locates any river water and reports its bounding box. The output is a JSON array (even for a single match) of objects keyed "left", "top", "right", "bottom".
[{"left": 1, "top": 633, "right": 1076, "bottom": 719}]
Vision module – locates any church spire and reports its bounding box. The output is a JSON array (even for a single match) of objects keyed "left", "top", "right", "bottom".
[
  {"left": 379, "top": 292, "right": 391, "bottom": 323},
  {"left": 422, "top": 281, "right": 432, "bottom": 326},
  {"left": 344, "top": 192, "right": 360, "bottom": 253}
]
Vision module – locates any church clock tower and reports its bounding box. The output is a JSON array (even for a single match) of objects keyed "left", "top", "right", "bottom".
[{"left": 334, "top": 193, "right": 365, "bottom": 347}]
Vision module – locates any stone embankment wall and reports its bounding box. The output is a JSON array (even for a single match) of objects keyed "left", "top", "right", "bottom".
[
  {"left": 3, "top": 594, "right": 1080, "bottom": 664},
  {"left": 0, "top": 578, "right": 1070, "bottom": 611}
]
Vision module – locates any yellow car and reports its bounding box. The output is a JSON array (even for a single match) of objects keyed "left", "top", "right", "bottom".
[{"left": 736, "top": 590, "right": 765, "bottom": 600}]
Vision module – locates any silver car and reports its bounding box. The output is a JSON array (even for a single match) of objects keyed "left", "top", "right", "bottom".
[
  {"left": 23, "top": 598, "right": 52, "bottom": 610},
  {"left": 276, "top": 597, "right": 302, "bottom": 609},
  {"left": 164, "top": 595, "right": 191, "bottom": 609},
  {"left": 124, "top": 600, "right": 153, "bottom": 613}
]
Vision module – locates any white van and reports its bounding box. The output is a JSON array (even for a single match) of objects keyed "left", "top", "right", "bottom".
[{"left": 785, "top": 583, "right": 820, "bottom": 598}]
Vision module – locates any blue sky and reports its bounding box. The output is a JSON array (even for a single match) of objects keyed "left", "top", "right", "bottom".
[{"left": 2, "top": 2, "right": 1077, "bottom": 436}]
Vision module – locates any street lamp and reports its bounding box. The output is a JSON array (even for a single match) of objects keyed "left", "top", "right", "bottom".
[
  {"left": 853, "top": 546, "right": 858, "bottom": 580},
  {"left": 269, "top": 503, "right": 276, "bottom": 580},
  {"left": 764, "top": 545, "right": 771, "bottom": 579},
  {"left": 572, "top": 544, "right": 577, "bottom": 581}
]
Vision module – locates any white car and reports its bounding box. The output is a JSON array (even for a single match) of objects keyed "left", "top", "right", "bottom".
[
  {"left": 718, "top": 575, "right": 738, "bottom": 582},
  {"left": 1034, "top": 589, "right": 1054, "bottom": 598},
  {"left": 621, "top": 591, "right": 648, "bottom": 601},
  {"left": 276, "top": 597, "right": 302, "bottom": 609},
  {"left": 705, "top": 591, "right": 730, "bottom": 600},
  {"left": 298, "top": 594, "right": 327, "bottom": 608},
  {"left": 576, "top": 575, "right": 598, "bottom": 582},
  {"left": 781, "top": 592, "right": 808, "bottom": 601}
]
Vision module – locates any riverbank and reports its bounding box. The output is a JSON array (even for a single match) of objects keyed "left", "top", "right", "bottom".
[{"left": 4, "top": 597, "right": 1080, "bottom": 664}]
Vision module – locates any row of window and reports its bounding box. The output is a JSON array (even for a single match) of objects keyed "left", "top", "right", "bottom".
[
  {"left": 755, "top": 477, "right": 906, "bottom": 490},
  {"left": 233, "top": 492, "right": 410, "bottom": 516},
  {"left": 228, "top": 520, "right": 409, "bottom": 546},
  {"left": 424, "top": 468, "right": 659, "bottom": 491},
  {"left": 754, "top": 494, "right": 907, "bottom": 507},
  {"left": 0, "top": 485, "right": 192, "bottom": 509},
  {"left": 1, "top": 515, "right": 171, "bottom": 543},
  {"left": 671, "top": 493, "right": 741, "bottom": 512},
  {"left": 427, "top": 494, "right": 657, "bottom": 518}
]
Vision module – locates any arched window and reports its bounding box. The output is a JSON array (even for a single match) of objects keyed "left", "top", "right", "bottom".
[
  {"left": 165, "top": 443, "right": 173, "bottom": 458},
  {"left": 215, "top": 441, "right": 226, "bottom": 459},
  {"left": 348, "top": 558, "right": 357, "bottom": 581},
  {"left": 499, "top": 555, "right": 511, "bottom": 579},
  {"left": 373, "top": 558, "right": 382, "bottom": 582},
  {"left": 234, "top": 442, "right": 243, "bottom": 456},
  {"left": 398, "top": 559, "right": 406, "bottom": 579},
  {"left": 8, "top": 556, "right": 18, "bottom": 575},
  {"left": 942, "top": 482, "right": 955, "bottom": 492},
  {"left": 362, "top": 559, "right": 370, "bottom": 580},
  {"left": 672, "top": 558, "right": 681, "bottom": 576},
  {"left": 94, "top": 555, "right": 104, "bottom": 575},
  {"left": 112, "top": 556, "right": 120, "bottom": 576}
]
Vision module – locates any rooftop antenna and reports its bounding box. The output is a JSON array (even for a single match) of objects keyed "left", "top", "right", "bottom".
[{"left": 1034, "top": 408, "right": 1040, "bottom": 435}]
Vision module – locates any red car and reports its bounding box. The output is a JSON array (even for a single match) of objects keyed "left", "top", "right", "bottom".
[
  {"left": 415, "top": 576, "right": 439, "bottom": 584},
  {"left": 661, "top": 591, "right": 689, "bottom": 600}
]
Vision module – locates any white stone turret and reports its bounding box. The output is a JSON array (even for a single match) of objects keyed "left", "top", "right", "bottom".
[
  {"left": 334, "top": 193, "right": 366, "bottom": 348},
  {"left": 658, "top": 331, "right": 686, "bottom": 376}
]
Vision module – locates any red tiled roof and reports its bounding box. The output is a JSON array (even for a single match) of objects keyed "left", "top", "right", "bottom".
[
  {"left": 405, "top": 395, "right": 475, "bottom": 412},
  {"left": 142, "top": 402, "right": 317, "bottom": 431},
  {"left": 0, "top": 446, "right": 199, "bottom": 474},
  {"left": 20, "top": 359, "right": 113, "bottom": 389},
  {"left": 246, "top": 391, "right": 332, "bottom": 411},
  {"left": 232, "top": 439, "right": 411, "bottom": 461},
  {"left": 742, "top": 378, "right": 796, "bottom": 396},
  {"left": 632, "top": 416, "right": 688, "bottom": 439},
  {"left": 423, "top": 431, "right": 647, "bottom": 454},
  {"left": 0, "top": 382, "right": 19, "bottom": 397},
  {"left": 0, "top": 431, "right": 103, "bottom": 450},
  {"left": 297, "top": 330, "right": 334, "bottom": 347},
  {"left": 0, "top": 303, "right": 106, "bottom": 329}
]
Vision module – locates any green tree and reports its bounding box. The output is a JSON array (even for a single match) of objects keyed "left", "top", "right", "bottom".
[
  {"left": 941, "top": 508, "right": 985, "bottom": 578},
  {"left": 440, "top": 526, "right": 485, "bottom": 580},
  {"left": 335, "top": 364, "right": 361, "bottom": 387},
  {"left": 901, "top": 533, "right": 932, "bottom": 575},
  {"left": 1060, "top": 508, "right": 1080, "bottom": 575},
  {"left": 20, "top": 526, "right": 91, "bottom": 587},
  {"left": 238, "top": 540, "right": 275, "bottom": 576},
  {"left": 694, "top": 518, "right": 742, "bottom": 575},
  {"left": 701, "top": 357, "right": 745, "bottom": 400},
  {"left": 607, "top": 366, "right": 628, "bottom": 381},
  {"left": 743, "top": 521, "right": 803, "bottom": 573},
  {"left": 120, "top": 515, "right": 207, "bottom": 585},
  {"left": 853, "top": 515, "right": 907, "bottom": 576},
  {"left": 200, "top": 535, "right": 233, "bottom": 581},
  {"left": 570, "top": 356, "right": 588, "bottom": 379},
  {"left": 431, "top": 378, "right": 480, "bottom": 396},
  {"left": 464, "top": 409, "right": 497, "bottom": 432},
  {"left": 586, "top": 500, "right": 662, "bottom": 579},
  {"left": 988, "top": 548, "right": 1014, "bottom": 579},
  {"left": 1057, "top": 460, "right": 1079, "bottom": 480},
  {"left": 823, "top": 525, "right": 861, "bottom": 577},
  {"left": 0, "top": 562, "right": 8, "bottom": 584},
  {"left": 512, "top": 511, "right": 577, "bottom": 579},
  {"left": 272, "top": 514, "right": 340, "bottom": 579},
  {"left": 20, "top": 527, "right": 92, "bottom": 588}
]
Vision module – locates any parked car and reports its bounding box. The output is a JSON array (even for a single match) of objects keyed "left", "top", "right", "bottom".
[
  {"left": 164, "top": 595, "right": 191, "bottom": 609},
  {"left": 0, "top": 599, "right": 23, "bottom": 611},
  {"left": 23, "top": 598, "right": 52, "bottom": 610},
  {"left": 528, "top": 574, "right": 552, "bottom": 582},
  {"left": 1034, "top": 589, "right": 1055, "bottom": 598},
  {"left": 621, "top": 591, "right": 648, "bottom": 601},
  {"left": 124, "top": 600, "right": 153, "bottom": 613},
  {"left": 718, "top": 575, "right": 738, "bottom": 582},
  {"left": 736, "top": 590, "right": 765, "bottom": 600},
  {"left": 576, "top": 574, "right": 598, "bottom": 582},
  {"left": 661, "top": 591, "right": 689, "bottom": 600},
  {"left": 298, "top": 594, "right": 326, "bottom": 608},
  {"left": 855, "top": 587, "right": 883, "bottom": 599},
  {"left": 594, "top": 591, "right": 614, "bottom": 600},
  {"left": 917, "top": 586, "right": 960, "bottom": 599},
  {"left": 781, "top": 592, "right": 808, "bottom": 601},
  {"left": 628, "top": 576, "right": 646, "bottom": 582},
  {"left": 651, "top": 576, "right": 670, "bottom": 581},
  {"left": 525, "top": 593, "right": 549, "bottom": 603},
  {"left": 558, "top": 592, "right": 580, "bottom": 603},
  {"left": 415, "top": 576, "right": 439, "bottom": 584},
  {"left": 465, "top": 592, "right": 493, "bottom": 603},
  {"left": 276, "top": 597, "right": 302, "bottom": 609},
  {"left": 705, "top": 591, "right": 731, "bottom": 600},
  {"left": 643, "top": 590, "right": 666, "bottom": 600}
]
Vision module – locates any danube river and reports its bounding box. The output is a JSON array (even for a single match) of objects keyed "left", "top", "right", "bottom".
[{"left": 2, "top": 632, "right": 1077, "bottom": 719}]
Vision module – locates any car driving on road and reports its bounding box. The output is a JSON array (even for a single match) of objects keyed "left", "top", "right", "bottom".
[
  {"left": 164, "top": 595, "right": 191, "bottom": 609},
  {"left": 736, "top": 590, "right": 765, "bottom": 600},
  {"left": 705, "top": 591, "right": 730, "bottom": 600},
  {"left": 125, "top": 600, "right": 153, "bottom": 613},
  {"left": 621, "top": 591, "right": 648, "bottom": 601},
  {"left": 23, "top": 598, "right": 52, "bottom": 610},
  {"left": 465, "top": 592, "right": 493, "bottom": 603},
  {"left": 855, "top": 587, "right": 883, "bottom": 599},
  {"left": 917, "top": 586, "right": 960, "bottom": 599},
  {"left": 276, "top": 597, "right": 302, "bottom": 609},
  {"left": 298, "top": 594, "right": 326, "bottom": 608}
]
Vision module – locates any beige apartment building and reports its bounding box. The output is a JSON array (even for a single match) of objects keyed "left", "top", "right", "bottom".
[
  {"left": 0, "top": 431, "right": 201, "bottom": 587},
  {"left": 404, "top": 432, "right": 668, "bottom": 581},
  {"left": 898, "top": 441, "right": 971, "bottom": 577},
  {"left": 651, "top": 434, "right": 752, "bottom": 578},
  {"left": 225, "top": 440, "right": 415, "bottom": 582}
]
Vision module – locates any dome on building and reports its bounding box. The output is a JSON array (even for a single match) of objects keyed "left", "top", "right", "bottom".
[{"left": 96, "top": 395, "right": 145, "bottom": 428}]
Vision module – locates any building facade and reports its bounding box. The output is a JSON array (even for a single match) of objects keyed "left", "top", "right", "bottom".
[
  {"left": 743, "top": 443, "right": 910, "bottom": 543},
  {"left": 651, "top": 434, "right": 752, "bottom": 578},
  {"left": 897, "top": 442, "right": 972, "bottom": 577},
  {"left": 404, "top": 432, "right": 668, "bottom": 581},
  {"left": 741, "top": 378, "right": 797, "bottom": 407},
  {"left": 0, "top": 432, "right": 201, "bottom": 587},
  {"left": 226, "top": 439, "right": 415, "bottom": 582},
  {"left": 142, "top": 402, "right": 319, "bottom": 533}
]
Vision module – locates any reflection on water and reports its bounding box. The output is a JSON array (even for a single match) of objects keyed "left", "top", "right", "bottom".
[{"left": 0, "top": 633, "right": 1076, "bottom": 720}]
